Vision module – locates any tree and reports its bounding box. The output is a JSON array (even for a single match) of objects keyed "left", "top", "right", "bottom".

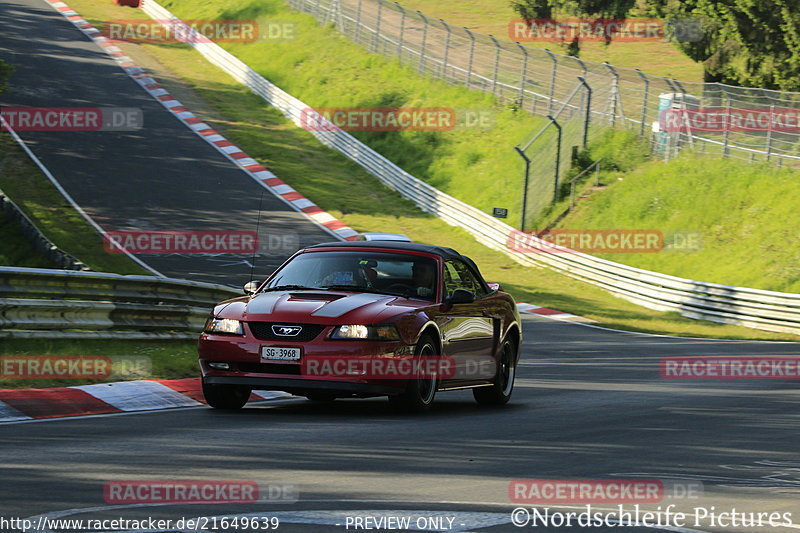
[{"left": 640, "top": 0, "right": 800, "bottom": 90}]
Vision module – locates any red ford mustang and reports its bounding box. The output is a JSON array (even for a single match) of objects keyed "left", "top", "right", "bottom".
[{"left": 198, "top": 241, "right": 521, "bottom": 412}]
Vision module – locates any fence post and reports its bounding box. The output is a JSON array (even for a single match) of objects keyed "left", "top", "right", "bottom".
[
  {"left": 722, "top": 96, "right": 731, "bottom": 158},
  {"left": 354, "top": 0, "right": 363, "bottom": 43},
  {"left": 514, "top": 147, "right": 531, "bottom": 231},
  {"left": 516, "top": 42, "right": 528, "bottom": 108},
  {"left": 395, "top": 2, "right": 405, "bottom": 59},
  {"left": 440, "top": 19, "right": 452, "bottom": 78},
  {"left": 371, "top": 0, "right": 383, "bottom": 53},
  {"left": 489, "top": 35, "right": 501, "bottom": 96},
  {"left": 603, "top": 62, "right": 619, "bottom": 127},
  {"left": 549, "top": 115, "right": 562, "bottom": 204},
  {"left": 575, "top": 58, "right": 587, "bottom": 121},
  {"left": 417, "top": 10, "right": 429, "bottom": 74},
  {"left": 766, "top": 104, "right": 774, "bottom": 161},
  {"left": 465, "top": 27, "right": 476, "bottom": 87},
  {"left": 544, "top": 49, "right": 557, "bottom": 115},
  {"left": 314, "top": 0, "right": 323, "bottom": 21},
  {"left": 635, "top": 69, "right": 649, "bottom": 137},
  {"left": 577, "top": 76, "right": 592, "bottom": 147}
]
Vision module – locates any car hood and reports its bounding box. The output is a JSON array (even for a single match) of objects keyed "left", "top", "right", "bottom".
[{"left": 214, "top": 290, "right": 427, "bottom": 324}]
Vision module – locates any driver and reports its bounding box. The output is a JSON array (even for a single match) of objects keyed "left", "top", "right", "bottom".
[{"left": 411, "top": 261, "right": 436, "bottom": 297}]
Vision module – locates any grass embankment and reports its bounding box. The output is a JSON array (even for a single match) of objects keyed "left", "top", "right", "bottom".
[
  {"left": 54, "top": 0, "right": 799, "bottom": 341},
  {"left": 554, "top": 136, "right": 800, "bottom": 293},
  {"left": 392, "top": 0, "right": 704, "bottom": 81}
]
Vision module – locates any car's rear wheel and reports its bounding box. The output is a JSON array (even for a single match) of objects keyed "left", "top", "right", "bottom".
[
  {"left": 473, "top": 337, "right": 517, "bottom": 406},
  {"left": 202, "top": 380, "right": 250, "bottom": 410},
  {"left": 305, "top": 392, "right": 337, "bottom": 402},
  {"left": 389, "top": 333, "right": 438, "bottom": 413}
]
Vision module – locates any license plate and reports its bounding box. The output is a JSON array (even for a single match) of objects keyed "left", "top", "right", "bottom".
[{"left": 261, "top": 346, "right": 301, "bottom": 361}]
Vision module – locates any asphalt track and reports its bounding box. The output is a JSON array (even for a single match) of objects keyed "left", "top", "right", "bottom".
[
  {"left": 2, "top": 315, "right": 800, "bottom": 532},
  {"left": 0, "top": 0, "right": 336, "bottom": 286},
  {"left": 2, "top": 1, "right": 800, "bottom": 532}
]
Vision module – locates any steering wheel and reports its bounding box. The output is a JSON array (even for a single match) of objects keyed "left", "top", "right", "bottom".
[{"left": 387, "top": 282, "right": 414, "bottom": 293}]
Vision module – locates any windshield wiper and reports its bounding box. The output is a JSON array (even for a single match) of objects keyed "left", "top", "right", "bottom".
[{"left": 262, "top": 284, "right": 319, "bottom": 292}]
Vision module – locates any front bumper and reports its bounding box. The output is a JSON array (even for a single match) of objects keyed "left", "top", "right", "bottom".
[{"left": 199, "top": 331, "right": 414, "bottom": 396}]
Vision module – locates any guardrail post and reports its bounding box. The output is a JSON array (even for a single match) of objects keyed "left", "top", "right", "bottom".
[
  {"left": 577, "top": 76, "right": 591, "bottom": 148},
  {"left": 489, "top": 35, "right": 501, "bottom": 96},
  {"left": 635, "top": 69, "right": 649, "bottom": 137},
  {"left": 516, "top": 42, "right": 528, "bottom": 108},
  {"left": 417, "top": 10, "right": 429, "bottom": 74},
  {"left": 544, "top": 49, "right": 557, "bottom": 115},
  {"left": 395, "top": 2, "right": 405, "bottom": 59},
  {"left": 514, "top": 147, "right": 531, "bottom": 231},
  {"left": 440, "top": 19, "right": 452, "bottom": 78},
  {"left": 464, "top": 27, "right": 476, "bottom": 87},
  {"left": 549, "top": 115, "right": 563, "bottom": 203},
  {"left": 371, "top": 0, "right": 383, "bottom": 53}
]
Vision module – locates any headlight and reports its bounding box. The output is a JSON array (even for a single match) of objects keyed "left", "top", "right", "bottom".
[
  {"left": 331, "top": 324, "right": 400, "bottom": 340},
  {"left": 204, "top": 317, "right": 243, "bottom": 335}
]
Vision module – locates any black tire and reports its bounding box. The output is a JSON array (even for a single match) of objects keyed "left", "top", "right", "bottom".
[
  {"left": 473, "top": 337, "right": 517, "bottom": 406},
  {"left": 389, "top": 333, "right": 439, "bottom": 413},
  {"left": 202, "top": 380, "right": 250, "bottom": 410},
  {"left": 305, "top": 392, "right": 337, "bottom": 402}
]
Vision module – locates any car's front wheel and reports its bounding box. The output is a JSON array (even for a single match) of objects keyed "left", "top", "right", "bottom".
[
  {"left": 473, "top": 337, "right": 517, "bottom": 406},
  {"left": 389, "top": 333, "right": 438, "bottom": 413},
  {"left": 202, "top": 380, "right": 250, "bottom": 410}
]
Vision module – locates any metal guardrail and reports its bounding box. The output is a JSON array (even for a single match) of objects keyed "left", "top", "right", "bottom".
[
  {"left": 0, "top": 188, "right": 89, "bottom": 271},
  {"left": 138, "top": 1, "right": 800, "bottom": 336},
  {"left": 0, "top": 267, "right": 239, "bottom": 339}
]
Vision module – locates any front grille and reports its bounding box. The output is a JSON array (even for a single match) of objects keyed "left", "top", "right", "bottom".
[
  {"left": 238, "top": 362, "right": 302, "bottom": 375},
  {"left": 247, "top": 322, "right": 326, "bottom": 341}
]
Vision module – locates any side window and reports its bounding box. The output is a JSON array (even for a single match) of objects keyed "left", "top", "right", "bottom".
[{"left": 444, "top": 260, "right": 487, "bottom": 297}]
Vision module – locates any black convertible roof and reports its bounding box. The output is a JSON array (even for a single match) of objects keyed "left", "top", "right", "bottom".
[{"left": 304, "top": 241, "right": 487, "bottom": 282}]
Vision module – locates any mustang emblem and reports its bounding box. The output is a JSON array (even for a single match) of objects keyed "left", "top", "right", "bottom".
[{"left": 272, "top": 325, "right": 302, "bottom": 337}]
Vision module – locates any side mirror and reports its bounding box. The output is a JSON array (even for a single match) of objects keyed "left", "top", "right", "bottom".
[
  {"left": 444, "top": 288, "right": 475, "bottom": 305},
  {"left": 243, "top": 281, "right": 260, "bottom": 295}
]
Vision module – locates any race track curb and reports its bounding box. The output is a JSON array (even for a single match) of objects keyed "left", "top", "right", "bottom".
[{"left": 42, "top": 0, "right": 359, "bottom": 242}]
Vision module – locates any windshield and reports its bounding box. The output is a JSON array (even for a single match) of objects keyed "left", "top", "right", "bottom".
[{"left": 264, "top": 250, "right": 438, "bottom": 301}]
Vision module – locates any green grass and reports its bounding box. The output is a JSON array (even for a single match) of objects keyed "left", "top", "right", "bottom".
[
  {"left": 55, "top": 0, "right": 799, "bottom": 341},
  {"left": 0, "top": 134, "right": 147, "bottom": 274},
  {"left": 392, "top": 0, "right": 704, "bottom": 81},
  {"left": 0, "top": 339, "right": 198, "bottom": 389},
  {"left": 555, "top": 151, "right": 800, "bottom": 293}
]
